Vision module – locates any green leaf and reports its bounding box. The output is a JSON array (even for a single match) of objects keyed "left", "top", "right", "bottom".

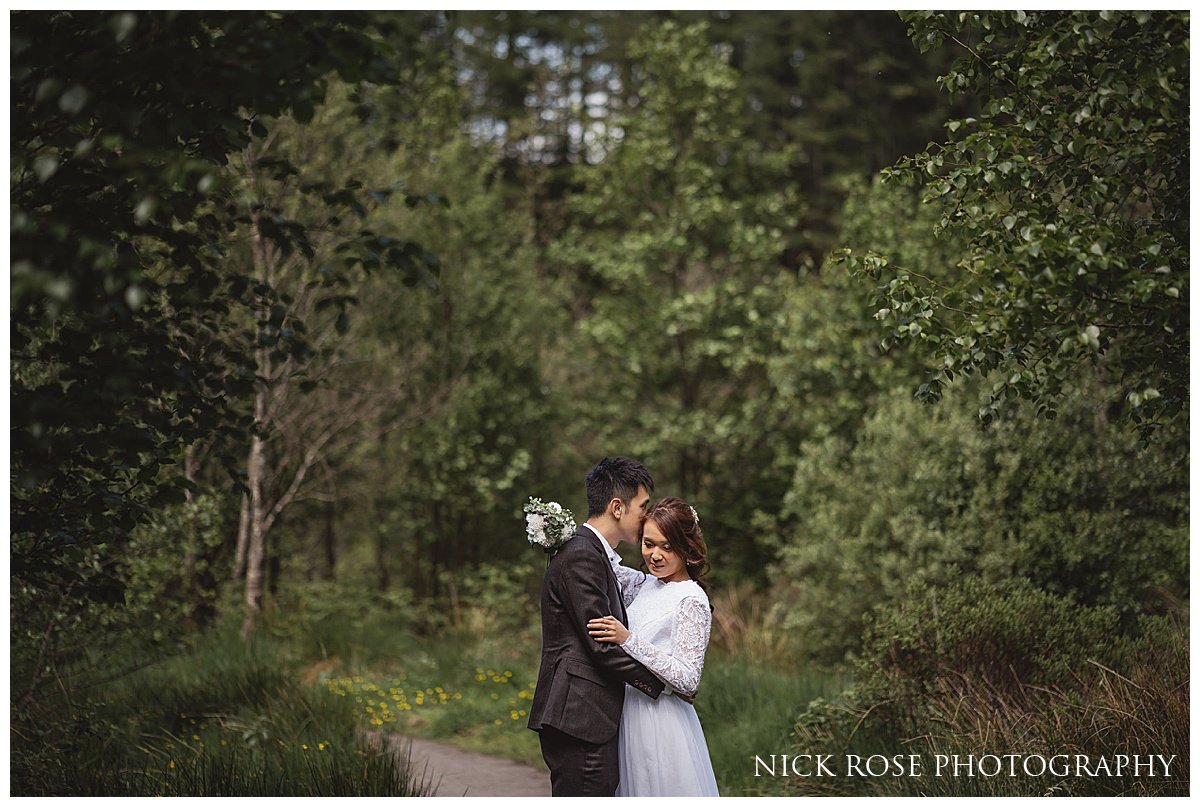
[
  {"left": 32, "top": 155, "right": 59, "bottom": 182},
  {"left": 58, "top": 85, "right": 89, "bottom": 115}
]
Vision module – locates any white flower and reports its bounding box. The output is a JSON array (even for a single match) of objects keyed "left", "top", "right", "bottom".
[{"left": 523, "top": 497, "right": 577, "bottom": 555}]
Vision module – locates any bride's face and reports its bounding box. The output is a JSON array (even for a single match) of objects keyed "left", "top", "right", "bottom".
[{"left": 640, "top": 520, "right": 688, "bottom": 583}]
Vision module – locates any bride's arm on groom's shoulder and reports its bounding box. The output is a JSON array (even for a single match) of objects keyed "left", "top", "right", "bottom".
[
  {"left": 620, "top": 596, "right": 711, "bottom": 697},
  {"left": 611, "top": 563, "right": 647, "bottom": 607}
]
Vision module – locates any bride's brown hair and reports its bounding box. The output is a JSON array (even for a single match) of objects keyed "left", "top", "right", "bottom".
[{"left": 644, "top": 497, "right": 711, "bottom": 594}]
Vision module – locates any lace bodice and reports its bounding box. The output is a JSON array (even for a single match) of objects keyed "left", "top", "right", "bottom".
[
  {"left": 610, "top": 569, "right": 711, "bottom": 697},
  {"left": 611, "top": 562, "right": 648, "bottom": 608}
]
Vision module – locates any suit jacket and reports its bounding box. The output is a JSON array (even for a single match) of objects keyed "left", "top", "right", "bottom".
[{"left": 527, "top": 526, "right": 665, "bottom": 744}]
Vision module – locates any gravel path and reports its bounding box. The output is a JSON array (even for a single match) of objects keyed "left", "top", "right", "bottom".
[{"left": 382, "top": 733, "right": 552, "bottom": 797}]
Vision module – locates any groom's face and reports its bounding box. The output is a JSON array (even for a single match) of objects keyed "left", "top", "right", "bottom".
[{"left": 614, "top": 485, "right": 652, "bottom": 545}]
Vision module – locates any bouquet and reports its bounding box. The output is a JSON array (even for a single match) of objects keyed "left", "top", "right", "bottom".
[{"left": 524, "top": 497, "right": 576, "bottom": 554}]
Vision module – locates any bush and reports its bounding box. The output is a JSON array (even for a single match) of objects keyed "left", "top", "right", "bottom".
[
  {"left": 262, "top": 580, "right": 415, "bottom": 668},
  {"left": 862, "top": 578, "right": 1123, "bottom": 703},
  {"left": 770, "top": 382, "right": 1187, "bottom": 664},
  {"left": 122, "top": 494, "right": 230, "bottom": 638},
  {"left": 436, "top": 557, "right": 543, "bottom": 637},
  {"left": 787, "top": 580, "right": 1188, "bottom": 796}
]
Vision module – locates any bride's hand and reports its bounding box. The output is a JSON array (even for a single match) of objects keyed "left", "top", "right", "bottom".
[{"left": 587, "top": 615, "right": 629, "bottom": 644}]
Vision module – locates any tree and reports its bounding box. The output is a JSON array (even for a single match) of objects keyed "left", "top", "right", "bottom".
[
  {"left": 353, "top": 133, "right": 565, "bottom": 599},
  {"left": 228, "top": 94, "right": 447, "bottom": 635},
  {"left": 10, "top": 10, "right": 438, "bottom": 693},
  {"left": 842, "top": 11, "right": 1188, "bottom": 438},
  {"left": 691, "top": 10, "right": 970, "bottom": 266},
  {"left": 551, "top": 20, "right": 802, "bottom": 579}
]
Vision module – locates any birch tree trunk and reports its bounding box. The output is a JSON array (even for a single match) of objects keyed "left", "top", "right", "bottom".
[
  {"left": 233, "top": 491, "right": 251, "bottom": 580},
  {"left": 241, "top": 140, "right": 274, "bottom": 639},
  {"left": 240, "top": 416, "right": 268, "bottom": 639}
]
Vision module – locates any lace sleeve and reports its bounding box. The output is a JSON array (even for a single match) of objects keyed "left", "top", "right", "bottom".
[
  {"left": 611, "top": 563, "right": 647, "bottom": 608},
  {"left": 621, "top": 595, "right": 711, "bottom": 696}
]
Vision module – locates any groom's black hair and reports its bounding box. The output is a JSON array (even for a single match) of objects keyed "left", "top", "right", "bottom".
[{"left": 585, "top": 456, "right": 655, "bottom": 518}]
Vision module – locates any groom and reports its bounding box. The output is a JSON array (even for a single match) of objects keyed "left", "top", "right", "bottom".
[{"left": 528, "top": 457, "right": 666, "bottom": 796}]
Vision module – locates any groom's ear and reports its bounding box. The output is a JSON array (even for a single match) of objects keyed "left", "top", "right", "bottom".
[{"left": 609, "top": 497, "right": 623, "bottom": 518}]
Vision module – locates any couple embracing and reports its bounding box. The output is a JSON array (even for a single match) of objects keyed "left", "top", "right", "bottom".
[{"left": 527, "top": 457, "right": 720, "bottom": 797}]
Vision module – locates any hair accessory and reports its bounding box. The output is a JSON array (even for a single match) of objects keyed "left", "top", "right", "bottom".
[{"left": 689, "top": 505, "right": 700, "bottom": 526}]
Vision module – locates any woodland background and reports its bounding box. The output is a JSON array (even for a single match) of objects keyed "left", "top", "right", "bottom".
[{"left": 10, "top": 10, "right": 1188, "bottom": 796}]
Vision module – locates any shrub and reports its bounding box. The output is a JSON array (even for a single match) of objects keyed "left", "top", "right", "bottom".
[
  {"left": 788, "top": 580, "right": 1188, "bottom": 796},
  {"left": 771, "top": 382, "right": 1187, "bottom": 664},
  {"left": 122, "top": 494, "right": 230, "bottom": 638}
]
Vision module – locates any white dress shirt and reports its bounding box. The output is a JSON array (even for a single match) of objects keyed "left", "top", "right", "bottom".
[{"left": 583, "top": 522, "right": 623, "bottom": 571}]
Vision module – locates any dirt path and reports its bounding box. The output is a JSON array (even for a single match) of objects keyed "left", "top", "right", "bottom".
[{"left": 381, "top": 733, "right": 552, "bottom": 797}]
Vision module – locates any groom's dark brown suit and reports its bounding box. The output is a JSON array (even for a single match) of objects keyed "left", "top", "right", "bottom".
[{"left": 528, "top": 526, "right": 664, "bottom": 796}]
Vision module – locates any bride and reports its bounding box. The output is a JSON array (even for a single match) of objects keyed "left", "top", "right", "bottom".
[{"left": 587, "top": 496, "right": 720, "bottom": 797}]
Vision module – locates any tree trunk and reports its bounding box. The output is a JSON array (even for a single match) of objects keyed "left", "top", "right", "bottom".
[
  {"left": 431, "top": 501, "right": 442, "bottom": 598},
  {"left": 412, "top": 524, "right": 423, "bottom": 599},
  {"left": 241, "top": 422, "right": 268, "bottom": 639},
  {"left": 375, "top": 520, "right": 390, "bottom": 592},
  {"left": 181, "top": 443, "right": 200, "bottom": 619},
  {"left": 323, "top": 499, "right": 337, "bottom": 581},
  {"left": 241, "top": 166, "right": 273, "bottom": 639},
  {"left": 267, "top": 519, "right": 281, "bottom": 598},
  {"left": 234, "top": 489, "right": 251, "bottom": 580},
  {"left": 183, "top": 444, "right": 198, "bottom": 505}
]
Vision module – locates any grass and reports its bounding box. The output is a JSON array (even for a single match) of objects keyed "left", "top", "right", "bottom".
[
  {"left": 699, "top": 653, "right": 846, "bottom": 795},
  {"left": 785, "top": 618, "right": 1190, "bottom": 797},
  {"left": 305, "top": 623, "right": 844, "bottom": 795},
  {"left": 273, "top": 579, "right": 846, "bottom": 795},
  {"left": 313, "top": 630, "right": 548, "bottom": 769},
  {"left": 10, "top": 617, "right": 431, "bottom": 796},
  {"left": 22, "top": 579, "right": 1177, "bottom": 797}
]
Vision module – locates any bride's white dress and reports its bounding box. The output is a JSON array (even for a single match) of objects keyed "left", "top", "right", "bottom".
[{"left": 610, "top": 564, "right": 720, "bottom": 797}]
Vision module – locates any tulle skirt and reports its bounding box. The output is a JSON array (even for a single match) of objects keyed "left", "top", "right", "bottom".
[{"left": 615, "top": 684, "right": 720, "bottom": 797}]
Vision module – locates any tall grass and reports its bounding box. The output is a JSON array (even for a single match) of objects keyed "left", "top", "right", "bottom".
[
  {"left": 700, "top": 654, "right": 845, "bottom": 795},
  {"left": 10, "top": 617, "right": 430, "bottom": 796},
  {"left": 696, "top": 581, "right": 847, "bottom": 794},
  {"left": 788, "top": 618, "right": 1189, "bottom": 796}
]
